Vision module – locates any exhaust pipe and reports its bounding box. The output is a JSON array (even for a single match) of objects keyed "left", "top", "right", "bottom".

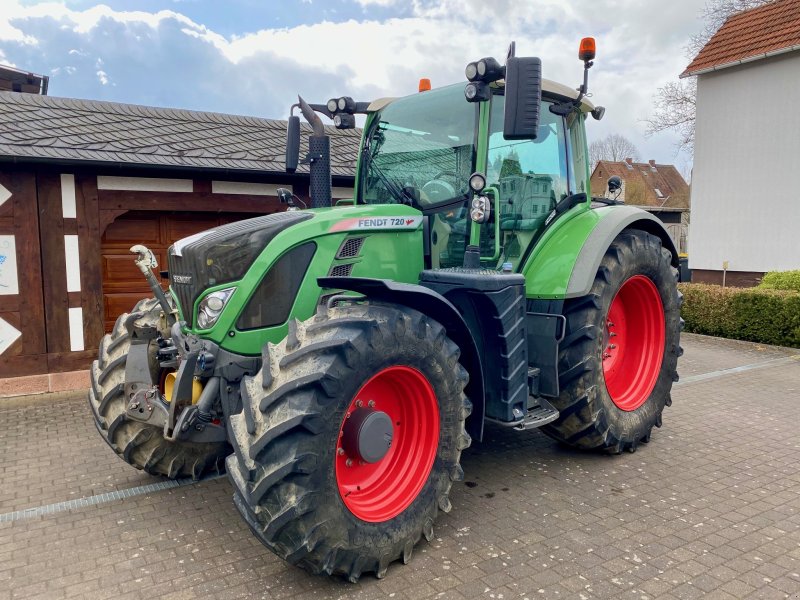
[{"left": 297, "top": 96, "right": 332, "bottom": 209}]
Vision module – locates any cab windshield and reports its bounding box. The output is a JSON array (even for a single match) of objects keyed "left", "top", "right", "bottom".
[{"left": 360, "top": 85, "right": 477, "bottom": 208}]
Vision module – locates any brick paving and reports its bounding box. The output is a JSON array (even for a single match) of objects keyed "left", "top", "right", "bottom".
[{"left": 1, "top": 333, "right": 800, "bottom": 599}]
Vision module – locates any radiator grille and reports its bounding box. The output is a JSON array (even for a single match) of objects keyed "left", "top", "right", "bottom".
[
  {"left": 328, "top": 263, "right": 354, "bottom": 277},
  {"left": 336, "top": 237, "right": 364, "bottom": 259},
  {"left": 167, "top": 252, "right": 197, "bottom": 324}
]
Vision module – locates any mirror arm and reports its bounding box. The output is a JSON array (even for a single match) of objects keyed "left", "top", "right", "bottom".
[
  {"left": 549, "top": 60, "right": 594, "bottom": 117},
  {"left": 573, "top": 60, "right": 593, "bottom": 106}
]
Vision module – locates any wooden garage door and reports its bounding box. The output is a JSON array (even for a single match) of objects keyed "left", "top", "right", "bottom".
[{"left": 101, "top": 211, "right": 252, "bottom": 331}]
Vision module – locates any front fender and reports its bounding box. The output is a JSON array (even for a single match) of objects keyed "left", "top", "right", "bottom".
[
  {"left": 522, "top": 205, "right": 678, "bottom": 299},
  {"left": 317, "top": 276, "right": 485, "bottom": 443}
]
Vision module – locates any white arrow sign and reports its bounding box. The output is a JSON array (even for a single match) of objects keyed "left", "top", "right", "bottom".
[
  {"left": 0, "top": 316, "right": 21, "bottom": 357},
  {"left": 0, "top": 182, "right": 10, "bottom": 209}
]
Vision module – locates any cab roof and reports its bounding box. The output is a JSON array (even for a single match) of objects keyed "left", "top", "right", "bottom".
[{"left": 367, "top": 78, "right": 596, "bottom": 113}]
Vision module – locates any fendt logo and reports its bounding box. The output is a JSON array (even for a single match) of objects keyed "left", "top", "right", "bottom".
[{"left": 172, "top": 274, "right": 193, "bottom": 284}]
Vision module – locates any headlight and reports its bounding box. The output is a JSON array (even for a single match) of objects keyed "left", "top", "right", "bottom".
[
  {"left": 465, "top": 62, "right": 478, "bottom": 81},
  {"left": 470, "top": 196, "right": 491, "bottom": 224},
  {"left": 197, "top": 287, "right": 235, "bottom": 329},
  {"left": 468, "top": 172, "right": 486, "bottom": 192}
]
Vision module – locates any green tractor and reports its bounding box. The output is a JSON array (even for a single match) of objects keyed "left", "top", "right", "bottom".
[{"left": 89, "top": 39, "right": 682, "bottom": 581}]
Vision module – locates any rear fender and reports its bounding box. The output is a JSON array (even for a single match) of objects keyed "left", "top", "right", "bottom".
[
  {"left": 566, "top": 207, "right": 678, "bottom": 298},
  {"left": 317, "top": 276, "right": 485, "bottom": 442},
  {"left": 523, "top": 205, "right": 678, "bottom": 299}
]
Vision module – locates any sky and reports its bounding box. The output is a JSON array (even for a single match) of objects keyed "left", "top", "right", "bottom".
[{"left": 0, "top": 0, "right": 708, "bottom": 175}]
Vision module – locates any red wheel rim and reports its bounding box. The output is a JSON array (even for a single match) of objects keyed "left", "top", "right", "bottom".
[
  {"left": 335, "top": 366, "right": 439, "bottom": 522},
  {"left": 602, "top": 275, "right": 665, "bottom": 411}
]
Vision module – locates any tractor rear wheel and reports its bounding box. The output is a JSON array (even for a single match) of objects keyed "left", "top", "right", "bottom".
[
  {"left": 88, "top": 298, "right": 230, "bottom": 479},
  {"left": 227, "top": 302, "right": 471, "bottom": 581},
  {"left": 542, "top": 230, "right": 682, "bottom": 453}
]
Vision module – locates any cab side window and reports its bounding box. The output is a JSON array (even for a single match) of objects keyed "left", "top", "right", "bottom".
[{"left": 486, "top": 94, "right": 570, "bottom": 267}]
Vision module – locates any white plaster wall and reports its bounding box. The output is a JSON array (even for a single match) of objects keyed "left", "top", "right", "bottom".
[{"left": 689, "top": 52, "right": 800, "bottom": 272}]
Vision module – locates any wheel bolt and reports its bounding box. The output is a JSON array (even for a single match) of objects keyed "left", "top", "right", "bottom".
[
  {"left": 610, "top": 332, "right": 617, "bottom": 337},
  {"left": 338, "top": 447, "right": 344, "bottom": 456},
  {"left": 355, "top": 400, "right": 363, "bottom": 407},
  {"left": 368, "top": 400, "right": 375, "bottom": 408},
  {"left": 346, "top": 459, "right": 353, "bottom": 467},
  {"left": 610, "top": 344, "right": 617, "bottom": 349}
]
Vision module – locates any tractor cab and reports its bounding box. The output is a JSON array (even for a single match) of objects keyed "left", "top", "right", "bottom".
[{"left": 358, "top": 79, "right": 596, "bottom": 271}]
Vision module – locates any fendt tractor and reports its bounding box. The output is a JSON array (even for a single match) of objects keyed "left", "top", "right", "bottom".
[{"left": 89, "top": 39, "right": 682, "bottom": 581}]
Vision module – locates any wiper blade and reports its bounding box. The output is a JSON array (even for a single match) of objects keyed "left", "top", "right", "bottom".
[
  {"left": 370, "top": 160, "right": 414, "bottom": 204},
  {"left": 363, "top": 136, "right": 414, "bottom": 204}
]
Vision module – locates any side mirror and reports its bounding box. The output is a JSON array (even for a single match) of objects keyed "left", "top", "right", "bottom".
[
  {"left": 286, "top": 115, "right": 300, "bottom": 173},
  {"left": 276, "top": 188, "right": 293, "bottom": 204},
  {"left": 607, "top": 176, "right": 621, "bottom": 193},
  {"left": 503, "top": 56, "right": 542, "bottom": 140}
]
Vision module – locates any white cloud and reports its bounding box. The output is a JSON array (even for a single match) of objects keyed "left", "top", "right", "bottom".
[{"left": 0, "top": 0, "right": 708, "bottom": 165}]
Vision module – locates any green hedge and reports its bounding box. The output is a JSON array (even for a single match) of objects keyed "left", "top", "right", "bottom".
[
  {"left": 758, "top": 270, "right": 800, "bottom": 292},
  {"left": 678, "top": 283, "right": 800, "bottom": 348}
]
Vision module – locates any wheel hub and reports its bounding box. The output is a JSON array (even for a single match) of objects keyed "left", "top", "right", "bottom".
[{"left": 341, "top": 407, "right": 393, "bottom": 464}]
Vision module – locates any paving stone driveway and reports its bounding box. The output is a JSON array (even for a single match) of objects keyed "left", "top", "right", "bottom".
[{"left": 1, "top": 333, "right": 800, "bottom": 600}]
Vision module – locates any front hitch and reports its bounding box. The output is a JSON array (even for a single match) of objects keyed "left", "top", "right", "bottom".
[{"left": 130, "top": 244, "right": 176, "bottom": 327}]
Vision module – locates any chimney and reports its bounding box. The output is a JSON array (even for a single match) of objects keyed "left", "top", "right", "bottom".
[
  {"left": 649, "top": 159, "right": 657, "bottom": 172},
  {"left": 624, "top": 158, "right": 633, "bottom": 170}
]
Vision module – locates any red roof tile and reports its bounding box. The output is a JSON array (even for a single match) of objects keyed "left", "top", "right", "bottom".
[{"left": 683, "top": 0, "right": 800, "bottom": 76}]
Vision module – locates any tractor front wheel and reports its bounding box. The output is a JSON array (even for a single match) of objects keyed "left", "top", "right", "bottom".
[
  {"left": 542, "top": 229, "right": 682, "bottom": 453},
  {"left": 227, "top": 302, "right": 471, "bottom": 581}
]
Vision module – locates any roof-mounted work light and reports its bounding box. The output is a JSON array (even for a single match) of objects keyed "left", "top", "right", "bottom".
[
  {"left": 465, "top": 54, "right": 505, "bottom": 102},
  {"left": 333, "top": 113, "right": 356, "bottom": 129},
  {"left": 336, "top": 96, "right": 356, "bottom": 113},
  {"left": 476, "top": 57, "right": 504, "bottom": 82},
  {"left": 465, "top": 57, "right": 505, "bottom": 83},
  {"left": 464, "top": 81, "right": 491, "bottom": 103},
  {"left": 323, "top": 96, "right": 365, "bottom": 128},
  {"left": 326, "top": 96, "right": 357, "bottom": 114}
]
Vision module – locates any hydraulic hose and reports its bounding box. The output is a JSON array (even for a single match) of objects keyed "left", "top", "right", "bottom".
[{"left": 196, "top": 376, "right": 220, "bottom": 423}]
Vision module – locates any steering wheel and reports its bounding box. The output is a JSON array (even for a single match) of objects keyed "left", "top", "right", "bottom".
[
  {"left": 421, "top": 179, "right": 456, "bottom": 204},
  {"left": 421, "top": 169, "right": 462, "bottom": 204}
]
